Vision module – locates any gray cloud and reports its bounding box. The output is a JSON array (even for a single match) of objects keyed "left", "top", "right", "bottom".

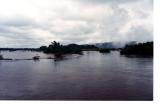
[
  {"left": 0, "top": 0, "right": 153, "bottom": 47},
  {"left": 123, "top": 25, "right": 153, "bottom": 42}
]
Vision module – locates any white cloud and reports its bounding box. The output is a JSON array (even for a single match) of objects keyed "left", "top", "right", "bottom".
[{"left": 0, "top": 0, "right": 153, "bottom": 47}]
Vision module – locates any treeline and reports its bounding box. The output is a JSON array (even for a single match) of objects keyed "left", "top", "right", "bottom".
[
  {"left": 39, "top": 41, "right": 98, "bottom": 54},
  {"left": 99, "top": 49, "right": 111, "bottom": 53},
  {"left": 120, "top": 42, "right": 153, "bottom": 56},
  {"left": 0, "top": 41, "right": 153, "bottom": 56},
  {"left": 0, "top": 48, "right": 39, "bottom": 51}
]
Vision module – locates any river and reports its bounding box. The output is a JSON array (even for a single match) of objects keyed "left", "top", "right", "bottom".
[{"left": 0, "top": 51, "right": 153, "bottom": 100}]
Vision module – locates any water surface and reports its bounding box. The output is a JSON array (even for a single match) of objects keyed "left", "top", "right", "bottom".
[{"left": 0, "top": 51, "right": 153, "bottom": 100}]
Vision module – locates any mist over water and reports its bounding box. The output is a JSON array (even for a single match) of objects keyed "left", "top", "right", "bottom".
[{"left": 0, "top": 51, "right": 153, "bottom": 100}]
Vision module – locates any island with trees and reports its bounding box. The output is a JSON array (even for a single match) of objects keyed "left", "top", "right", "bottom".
[
  {"left": 120, "top": 42, "right": 153, "bottom": 56},
  {"left": 39, "top": 41, "right": 99, "bottom": 55},
  {"left": 39, "top": 41, "right": 113, "bottom": 54}
]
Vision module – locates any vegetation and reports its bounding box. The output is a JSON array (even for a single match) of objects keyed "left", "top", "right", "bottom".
[
  {"left": 39, "top": 41, "right": 83, "bottom": 55},
  {"left": 0, "top": 41, "right": 153, "bottom": 57},
  {"left": 0, "top": 54, "right": 13, "bottom": 60},
  {"left": 0, "top": 48, "right": 39, "bottom": 51},
  {"left": 32, "top": 56, "right": 40, "bottom": 60},
  {"left": 0, "top": 54, "right": 3, "bottom": 60},
  {"left": 79, "top": 45, "right": 98, "bottom": 51},
  {"left": 120, "top": 42, "right": 153, "bottom": 56},
  {"left": 39, "top": 41, "right": 100, "bottom": 55},
  {"left": 99, "top": 49, "right": 111, "bottom": 53}
]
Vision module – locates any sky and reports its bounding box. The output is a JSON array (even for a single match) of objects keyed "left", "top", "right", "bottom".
[{"left": 0, "top": 0, "right": 153, "bottom": 48}]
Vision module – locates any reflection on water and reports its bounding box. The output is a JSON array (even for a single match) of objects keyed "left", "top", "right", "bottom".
[{"left": 0, "top": 51, "right": 153, "bottom": 100}]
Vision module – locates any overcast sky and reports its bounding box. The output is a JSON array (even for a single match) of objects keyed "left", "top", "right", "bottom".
[{"left": 0, "top": 0, "right": 153, "bottom": 48}]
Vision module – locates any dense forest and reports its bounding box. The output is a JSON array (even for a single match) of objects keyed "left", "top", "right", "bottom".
[
  {"left": 99, "top": 49, "right": 111, "bottom": 53},
  {"left": 39, "top": 41, "right": 98, "bottom": 55},
  {"left": 120, "top": 42, "right": 153, "bottom": 56}
]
